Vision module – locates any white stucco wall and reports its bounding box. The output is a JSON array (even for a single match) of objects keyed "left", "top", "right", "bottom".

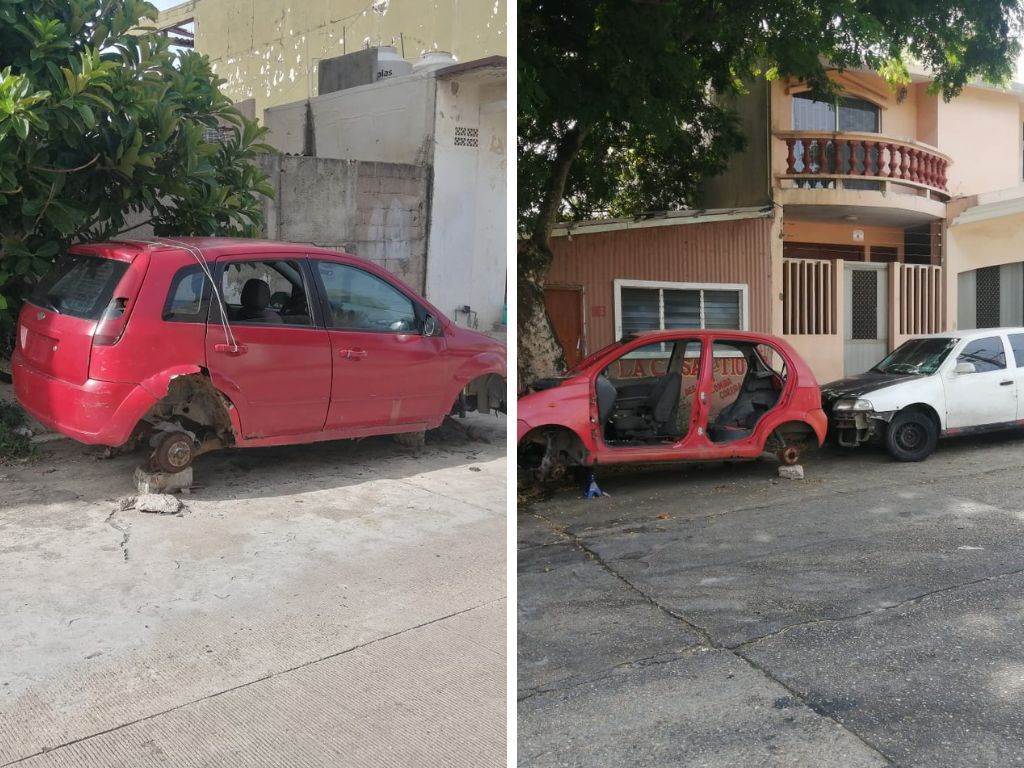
[
  {"left": 425, "top": 73, "right": 507, "bottom": 331},
  {"left": 262, "top": 63, "right": 507, "bottom": 332},
  {"left": 264, "top": 72, "right": 438, "bottom": 164}
]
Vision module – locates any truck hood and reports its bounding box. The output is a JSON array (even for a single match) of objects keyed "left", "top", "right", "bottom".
[{"left": 821, "top": 371, "right": 924, "bottom": 403}]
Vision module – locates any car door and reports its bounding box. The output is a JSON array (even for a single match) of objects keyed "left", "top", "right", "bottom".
[
  {"left": 943, "top": 334, "right": 1017, "bottom": 429},
  {"left": 312, "top": 259, "right": 449, "bottom": 431},
  {"left": 1007, "top": 332, "right": 1024, "bottom": 419},
  {"left": 598, "top": 337, "right": 706, "bottom": 447},
  {"left": 205, "top": 257, "right": 332, "bottom": 438}
]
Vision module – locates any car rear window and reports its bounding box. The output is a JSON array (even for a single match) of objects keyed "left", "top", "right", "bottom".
[{"left": 30, "top": 253, "right": 129, "bottom": 320}]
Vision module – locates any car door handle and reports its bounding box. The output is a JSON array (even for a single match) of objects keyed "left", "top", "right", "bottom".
[
  {"left": 1000, "top": 380, "right": 1014, "bottom": 386},
  {"left": 213, "top": 343, "right": 247, "bottom": 355},
  {"left": 340, "top": 348, "right": 367, "bottom": 360}
]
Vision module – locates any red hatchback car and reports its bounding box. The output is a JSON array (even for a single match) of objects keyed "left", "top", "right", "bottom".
[
  {"left": 13, "top": 238, "right": 506, "bottom": 472},
  {"left": 517, "top": 330, "right": 826, "bottom": 481}
]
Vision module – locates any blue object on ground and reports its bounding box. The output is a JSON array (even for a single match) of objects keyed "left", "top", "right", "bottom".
[{"left": 584, "top": 472, "right": 605, "bottom": 499}]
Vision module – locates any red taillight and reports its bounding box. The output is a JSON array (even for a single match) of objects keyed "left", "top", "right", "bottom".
[
  {"left": 92, "top": 264, "right": 144, "bottom": 347},
  {"left": 93, "top": 297, "right": 130, "bottom": 346}
]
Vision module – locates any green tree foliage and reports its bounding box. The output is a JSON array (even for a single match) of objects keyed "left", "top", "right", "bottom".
[
  {"left": 518, "top": 0, "right": 1024, "bottom": 382},
  {"left": 0, "top": 0, "right": 274, "bottom": 344}
]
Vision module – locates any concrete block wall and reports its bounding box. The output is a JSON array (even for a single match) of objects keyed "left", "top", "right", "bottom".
[{"left": 260, "top": 154, "right": 428, "bottom": 292}]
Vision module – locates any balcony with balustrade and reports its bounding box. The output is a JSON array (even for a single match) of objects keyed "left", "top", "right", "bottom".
[{"left": 773, "top": 131, "right": 952, "bottom": 225}]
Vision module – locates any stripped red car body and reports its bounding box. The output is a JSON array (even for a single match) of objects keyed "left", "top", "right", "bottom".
[
  {"left": 517, "top": 329, "right": 826, "bottom": 479},
  {"left": 13, "top": 238, "right": 505, "bottom": 471}
]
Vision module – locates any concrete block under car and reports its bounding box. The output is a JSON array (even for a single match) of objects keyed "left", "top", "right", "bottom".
[
  {"left": 135, "top": 465, "right": 193, "bottom": 494},
  {"left": 135, "top": 494, "right": 183, "bottom": 515},
  {"left": 778, "top": 464, "right": 805, "bottom": 480}
]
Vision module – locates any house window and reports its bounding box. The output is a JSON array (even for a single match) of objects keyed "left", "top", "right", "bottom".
[
  {"left": 792, "top": 93, "right": 880, "bottom": 133},
  {"left": 792, "top": 93, "right": 882, "bottom": 191},
  {"left": 614, "top": 279, "right": 747, "bottom": 339}
]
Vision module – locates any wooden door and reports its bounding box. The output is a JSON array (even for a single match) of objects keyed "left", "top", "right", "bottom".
[{"left": 544, "top": 286, "right": 585, "bottom": 368}]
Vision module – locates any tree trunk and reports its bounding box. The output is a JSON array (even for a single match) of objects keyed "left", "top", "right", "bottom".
[
  {"left": 518, "top": 124, "right": 588, "bottom": 388},
  {"left": 517, "top": 238, "right": 564, "bottom": 387}
]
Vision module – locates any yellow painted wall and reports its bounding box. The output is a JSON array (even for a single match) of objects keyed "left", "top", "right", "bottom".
[
  {"left": 946, "top": 210, "right": 1024, "bottom": 327},
  {"left": 768, "top": 72, "right": 925, "bottom": 181},
  {"left": 936, "top": 87, "right": 1021, "bottom": 196},
  {"left": 163, "top": 0, "right": 506, "bottom": 115},
  {"left": 785, "top": 334, "right": 845, "bottom": 383},
  {"left": 768, "top": 72, "right": 1023, "bottom": 199}
]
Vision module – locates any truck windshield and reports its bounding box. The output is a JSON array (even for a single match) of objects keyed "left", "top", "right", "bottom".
[
  {"left": 29, "top": 253, "right": 129, "bottom": 320},
  {"left": 871, "top": 338, "right": 957, "bottom": 375}
]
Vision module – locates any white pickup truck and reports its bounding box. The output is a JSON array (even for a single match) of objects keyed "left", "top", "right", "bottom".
[{"left": 822, "top": 328, "right": 1024, "bottom": 461}]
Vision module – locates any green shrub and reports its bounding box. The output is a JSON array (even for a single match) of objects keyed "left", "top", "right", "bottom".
[
  {"left": 0, "top": 0, "right": 275, "bottom": 338},
  {"left": 0, "top": 400, "right": 33, "bottom": 461}
]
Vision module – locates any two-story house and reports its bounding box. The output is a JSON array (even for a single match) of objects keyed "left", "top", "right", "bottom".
[{"left": 543, "top": 68, "right": 1024, "bottom": 383}]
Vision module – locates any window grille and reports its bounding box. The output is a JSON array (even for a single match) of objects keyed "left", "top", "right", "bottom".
[
  {"left": 976, "top": 266, "right": 1001, "bottom": 328},
  {"left": 850, "top": 270, "right": 878, "bottom": 340}
]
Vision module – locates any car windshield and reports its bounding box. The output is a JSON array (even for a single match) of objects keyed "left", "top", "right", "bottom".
[
  {"left": 871, "top": 337, "right": 957, "bottom": 375},
  {"left": 563, "top": 340, "right": 625, "bottom": 375}
]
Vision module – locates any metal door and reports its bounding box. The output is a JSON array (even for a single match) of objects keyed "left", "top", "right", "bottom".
[{"left": 844, "top": 263, "right": 888, "bottom": 376}]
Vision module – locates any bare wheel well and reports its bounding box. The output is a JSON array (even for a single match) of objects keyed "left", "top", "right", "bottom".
[
  {"left": 518, "top": 425, "right": 588, "bottom": 483},
  {"left": 770, "top": 420, "right": 819, "bottom": 449},
  {"left": 138, "top": 372, "right": 235, "bottom": 446},
  {"left": 456, "top": 373, "right": 506, "bottom": 415}
]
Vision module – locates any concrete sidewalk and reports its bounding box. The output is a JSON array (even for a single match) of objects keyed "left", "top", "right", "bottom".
[{"left": 0, "top": 407, "right": 506, "bottom": 767}]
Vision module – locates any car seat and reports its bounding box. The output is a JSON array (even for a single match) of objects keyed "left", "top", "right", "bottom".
[
  {"left": 708, "top": 369, "right": 778, "bottom": 442},
  {"left": 596, "top": 374, "right": 617, "bottom": 426},
  {"left": 609, "top": 373, "right": 683, "bottom": 439},
  {"left": 239, "top": 279, "right": 284, "bottom": 323}
]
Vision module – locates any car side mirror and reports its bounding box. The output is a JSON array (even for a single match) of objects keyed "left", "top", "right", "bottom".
[
  {"left": 422, "top": 314, "right": 440, "bottom": 337},
  {"left": 953, "top": 361, "right": 976, "bottom": 375}
]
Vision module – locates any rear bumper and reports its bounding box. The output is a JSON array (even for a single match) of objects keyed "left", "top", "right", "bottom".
[
  {"left": 12, "top": 352, "right": 155, "bottom": 446},
  {"left": 807, "top": 408, "right": 829, "bottom": 445}
]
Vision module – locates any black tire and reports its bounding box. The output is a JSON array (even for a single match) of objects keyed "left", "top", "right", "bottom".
[
  {"left": 885, "top": 410, "right": 937, "bottom": 462},
  {"left": 151, "top": 431, "right": 195, "bottom": 473}
]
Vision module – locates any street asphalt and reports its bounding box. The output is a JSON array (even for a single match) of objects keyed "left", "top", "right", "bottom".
[
  {"left": 0, "top": 386, "right": 506, "bottom": 768},
  {"left": 519, "top": 430, "right": 1024, "bottom": 767}
]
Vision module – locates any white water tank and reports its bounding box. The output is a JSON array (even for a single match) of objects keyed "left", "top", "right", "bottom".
[
  {"left": 375, "top": 46, "right": 412, "bottom": 82},
  {"left": 412, "top": 51, "right": 456, "bottom": 74}
]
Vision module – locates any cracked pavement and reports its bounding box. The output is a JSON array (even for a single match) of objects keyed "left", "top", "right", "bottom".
[
  {"left": 0, "top": 390, "right": 506, "bottom": 767},
  {"left": 518, "top": 430, "right": 1024, "bottom": 767}
]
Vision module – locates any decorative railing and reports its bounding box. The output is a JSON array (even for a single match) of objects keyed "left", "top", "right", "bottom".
[
  {"left": 782, "top": 258, "right": 836, "bottom": 335},
  {"left": 899, "top": 263, "right": 943, "bottom": 335},
  {"left": 776, "top": 131, "right": 951, "bottom": 200}
]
